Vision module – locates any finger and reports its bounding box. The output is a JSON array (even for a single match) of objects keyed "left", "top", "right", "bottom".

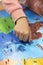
[
  {"left": 14, "top": 30, "right": 16, "bottom": 35},
  {"left": 23, "top": 34, "right": 28, "bottom": 42},
  {"left": 19, "top": 32, "right": 23, "bottom": 41},
  {"left": 28, "top": 30, "right": 32, "bottom": 42},
  {"left": 16, "top": 31, "right": 19, "bottom": 38}
]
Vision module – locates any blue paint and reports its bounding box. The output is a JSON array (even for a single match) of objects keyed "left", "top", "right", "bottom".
[
  {"left": 0, "top": 5, "right": 43, "bottom": 65},
  {"left": 0, "top": 10, "right": 9, "bottom": 18},
  {"left": 17, "top": 45, "right": 25, "bottom": 52}
]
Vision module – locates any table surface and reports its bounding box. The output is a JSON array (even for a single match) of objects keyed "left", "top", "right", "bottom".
[{"left": 0, "top": 5, "right": 43, "bottom": 65}]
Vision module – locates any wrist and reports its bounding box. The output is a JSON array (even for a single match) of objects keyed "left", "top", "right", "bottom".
[{"left": 15, "top": 16, "right": 28, "bottom": 25}]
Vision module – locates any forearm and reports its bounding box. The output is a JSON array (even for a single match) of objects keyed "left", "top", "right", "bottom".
[{"left": 2, "top": 0, "right": 26, "bottom": 22}]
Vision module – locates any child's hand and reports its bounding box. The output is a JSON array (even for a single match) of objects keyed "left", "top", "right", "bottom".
[{"left": 14, "top": 17, "right": 31, "bottom": 42}]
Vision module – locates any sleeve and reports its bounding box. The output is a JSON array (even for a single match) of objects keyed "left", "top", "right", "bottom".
[{"left": 2, "top": 0, "right": 26, "bottom": 22}]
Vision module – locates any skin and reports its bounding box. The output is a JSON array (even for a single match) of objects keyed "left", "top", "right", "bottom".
[
  {"left": 14, "top": 17, "right": 31, "bottom": 42},
  {"left": 2, "top": 0, "right": 31, "bottom": 42}
]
